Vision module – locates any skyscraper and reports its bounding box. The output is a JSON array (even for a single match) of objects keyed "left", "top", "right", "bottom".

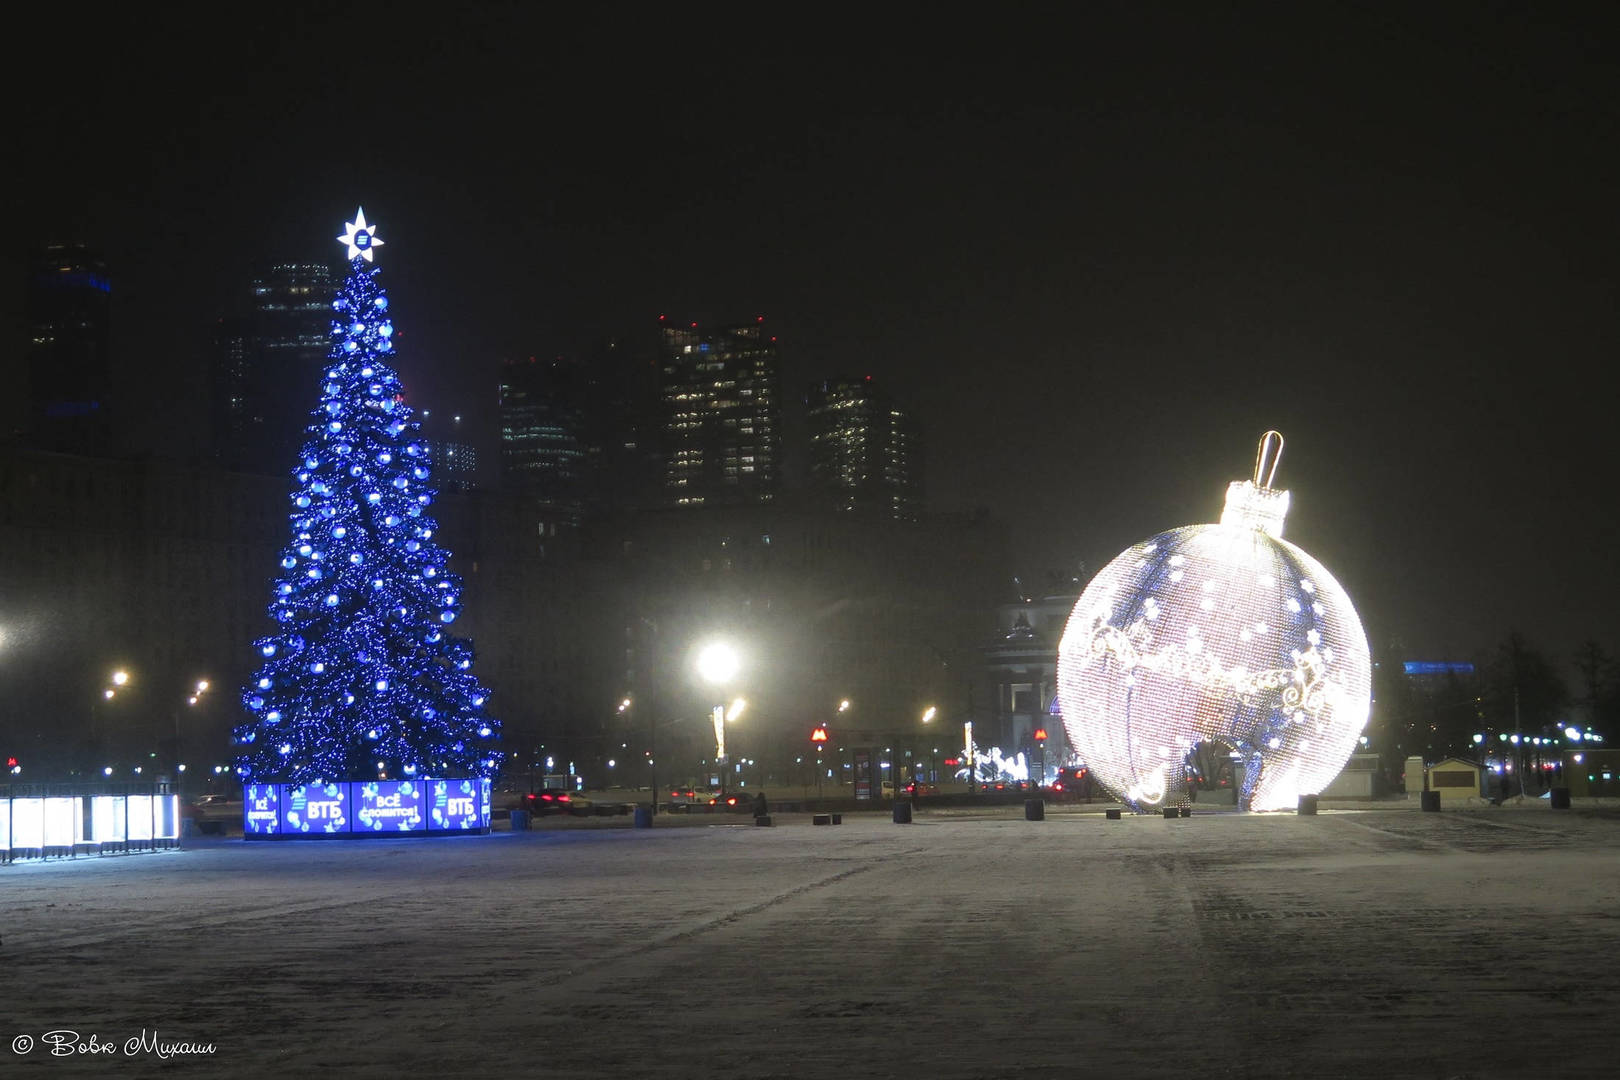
[
  {"left": 26, "top": 244, "right": 112, "bottom": 455},
  {"left": 805, "top": 376, "right": 921, "bottom": 520},
  {"left": 658, "top": 317, "right": 780, "bottom": 508},
  {"left": 418, "top": 409, "right": 479, "bottom": 492},
  {"left": 212, "top": 263, "right": 334, "bottom": 473},
  {"left": 498, "top": 342, "right": 662, "bottom": 528},
  {"left": 499, "top": 354, "right": 590, "bottom": 527}
]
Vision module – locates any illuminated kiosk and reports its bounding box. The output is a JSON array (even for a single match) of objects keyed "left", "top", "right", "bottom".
[
  {"left": 243, "top": 779, "right": 491, "bottom": 839},
  {"left": 1056, "top": 432, "right": 1371, "bottom": 813},
  {"left": 1, "top": 784, "right": 181, "bottom": 863}
]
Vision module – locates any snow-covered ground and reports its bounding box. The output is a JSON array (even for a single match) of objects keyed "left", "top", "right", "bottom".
[{"left": 4, "top": 803, "right": 1617, "bottom": 1079}]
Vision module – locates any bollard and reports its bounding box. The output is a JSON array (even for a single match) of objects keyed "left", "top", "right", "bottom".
[
  {"left": 1297, "top": 794, "right": 1318, "bottom": 816},
  {"left": 1025, "top": 799, "right": 1045, "bottom": 821},
  {"left": 633, "top": 805, "right": 652, "bottom": 828},
  {"left": 831, "top": 813, "right": 842, "bottom": 825},
  {"left": 1105, "top": 807, "right": 1122, "bottom": 820},
  {"left": 893, "top": 801, "right": 912, "bottom": 824},
  {"left": 1162, "top": 806, "right": 1179, "bottom": 819},
  {"left": 510, "top": 809, "right": 531, "bottom": 831},
  {"left": 1420, "top": 790, "right": 1441, "bottom": 812},
  {"left": 1550, "top": 787, "right": 1571, "bottom": 810}
]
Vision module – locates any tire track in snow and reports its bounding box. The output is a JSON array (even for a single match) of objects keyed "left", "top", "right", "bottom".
[
  {"left": 528, "top": 861, "right": 886, "bottom": 998},
  {"left": 620, "top": 862, "right": 881, "bottom": 953},
  {"left": 2, "top": 894, "right": 403, "bottom": 959}
]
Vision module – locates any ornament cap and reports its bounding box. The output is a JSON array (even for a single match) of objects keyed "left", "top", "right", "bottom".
[{"left": 1220, "top": 431, "right": 1289, "bottom": 537}]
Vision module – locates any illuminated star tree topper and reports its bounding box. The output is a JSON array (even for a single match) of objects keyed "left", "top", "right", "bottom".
[{"left": 337, "top": 207, "right": 384, "bottom": 262}]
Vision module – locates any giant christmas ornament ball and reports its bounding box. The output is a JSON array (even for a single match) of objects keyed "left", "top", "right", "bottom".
[{"left": 1056, "top": 433, "right": 1370, "bottom": 812}]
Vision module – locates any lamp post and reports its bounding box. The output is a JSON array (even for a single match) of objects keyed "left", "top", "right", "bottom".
[
  {"left": 837, "top": 699, "right": 851, "bottom": 788},
  {"left": 91, "top": 669, "right": 132, "bottom": 770},
  {"left": 696, "top": 641, "right": 741, "bottom": 798},
  {"left": 171, "top": 679, "right": 210, "bottom": 794},
  {"left": 920, "top": 709, "right": 946, "bottom": 793}
]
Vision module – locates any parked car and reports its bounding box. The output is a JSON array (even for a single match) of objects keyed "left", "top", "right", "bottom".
[
  {"left": 664, "top": 789, "right": 754, "bottom": 812},
  {"left": 521, "top": 789, "right": 591, "bottom": 816},
  {"left": 904, "top": 782, "right": 940, "bottom": 796},
  {"left": 191, "top": 794, "right": 240, "bottom": 817}
]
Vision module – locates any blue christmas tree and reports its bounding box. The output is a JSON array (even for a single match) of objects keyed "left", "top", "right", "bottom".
[{"left": 233, "top": 209, "right": 499, "bottom": 784}]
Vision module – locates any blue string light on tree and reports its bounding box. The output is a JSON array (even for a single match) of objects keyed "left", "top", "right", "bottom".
[
  {"left": 1056, "top": 432, "right": 1371, "bottom": 812},
  {"left": 233, "top": 208, "right": 501, "bottom": 787}
]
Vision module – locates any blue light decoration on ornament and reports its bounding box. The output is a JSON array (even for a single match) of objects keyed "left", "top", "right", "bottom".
[
  {"left": 233, "top": 208, "right": 500, "bottom": 789},
  {"left": 1056, "top": 432, "right": 1371, "bottom": 813}
]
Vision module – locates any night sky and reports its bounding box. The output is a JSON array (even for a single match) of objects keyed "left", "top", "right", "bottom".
[{"left": 8, "top": 3, "right": 1618, "bottom": 671}]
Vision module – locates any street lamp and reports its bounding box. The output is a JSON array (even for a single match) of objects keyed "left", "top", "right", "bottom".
[
  {"left": 173, "top": 679, "right": 211, "bottom": 792},
  {"left": 696, "top": 641, "right": 742, "bottom": 797},
  {"left": 696, "top": 641, "right": 740, "bottom": 685},
  {"left": 836, "top": 699, "right": 852, "bottom": 788},
  {"left": 92, "top": 669, "right": 133, "bottom": 768}
]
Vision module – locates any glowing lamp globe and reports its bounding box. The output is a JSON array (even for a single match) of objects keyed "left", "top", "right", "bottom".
[
  {"left": 695, "top": 642, "right": 741, "bottom": 686},
  {"left": 1056, "top": 433, "right": 1370, "bottom": 812}
]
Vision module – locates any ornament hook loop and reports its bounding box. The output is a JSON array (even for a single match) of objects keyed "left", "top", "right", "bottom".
[{"left": 1253, "top": 430, "right": 1284, "bottom": 490}]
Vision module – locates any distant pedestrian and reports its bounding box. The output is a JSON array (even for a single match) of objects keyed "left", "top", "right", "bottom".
[{"left": 753, "top": 791, "right": 768, "bottom": 819}]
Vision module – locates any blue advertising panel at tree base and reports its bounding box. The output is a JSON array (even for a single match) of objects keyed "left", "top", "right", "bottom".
[{"left": 243, "top": 779, "right": 490, "bottom": 839}]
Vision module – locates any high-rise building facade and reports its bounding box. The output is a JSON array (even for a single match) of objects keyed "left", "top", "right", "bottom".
[
  {"left": 212, "top": 263, "right": 333, "bottom": 473},
  {"left": 805, "top": 376, "right": 921, "bottom": 520},
  {"left": 499, "top": 354, "right": 591, "bottom": 527},
  {"left": 26, "top": 244, "right": 112, "bottom": 455},
  {"left": 417, "top": 409, "right": 479, "bottom": 492},
  {"left": 499, "top": 341, "right": 663, "bottom": 534},
  {"left": 658, "top": 317, "right": 781, "bottom": 508}
]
